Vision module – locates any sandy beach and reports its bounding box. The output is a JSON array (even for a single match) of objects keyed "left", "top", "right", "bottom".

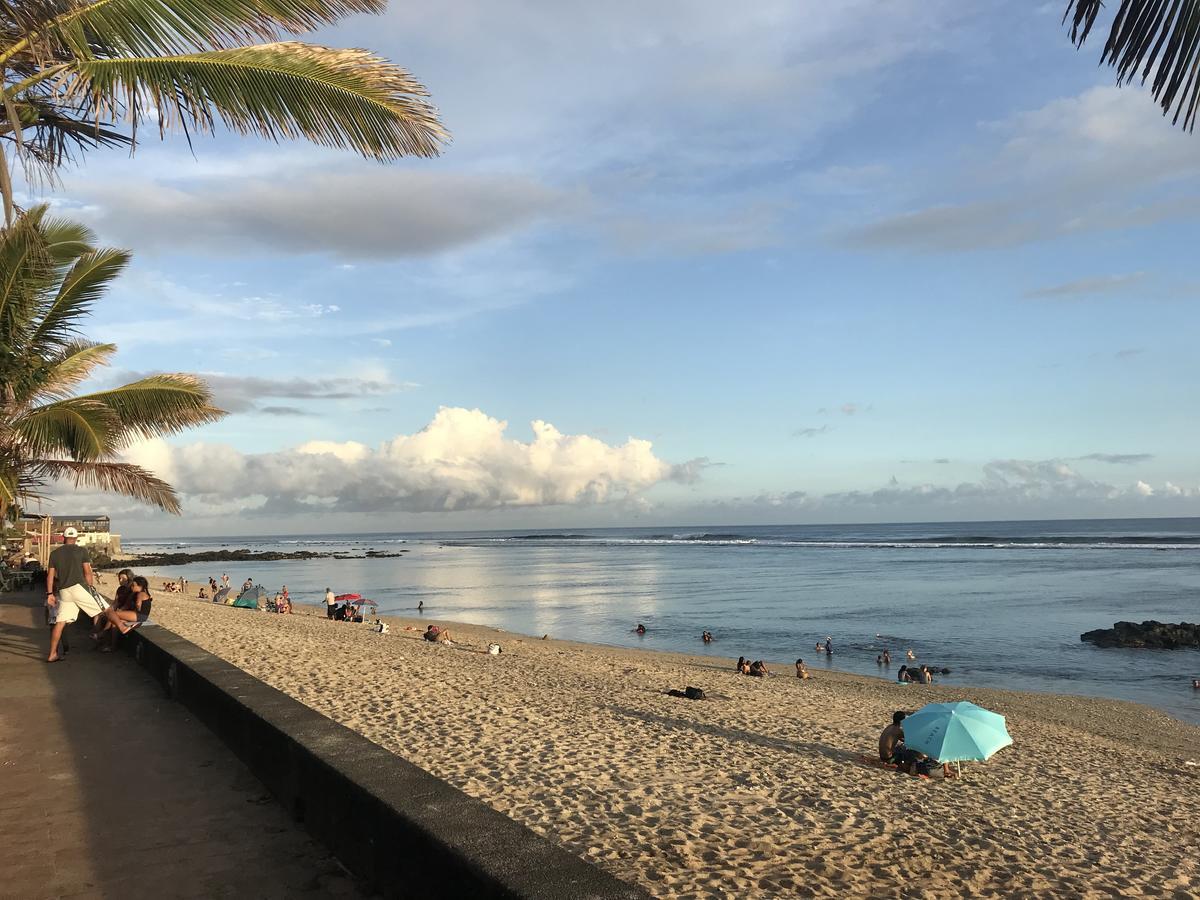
[{"left": 101, "top": 574, "right": 1200, "bottom": 898}]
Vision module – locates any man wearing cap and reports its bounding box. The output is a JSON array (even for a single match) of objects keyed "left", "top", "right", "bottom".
[{"left": 46, "top": 527, "right": 103, "bottom": 662}]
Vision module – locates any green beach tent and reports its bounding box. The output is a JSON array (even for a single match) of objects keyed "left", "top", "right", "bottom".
[{"left": 231, "top": 584, "right": 266, "bottom": 609}]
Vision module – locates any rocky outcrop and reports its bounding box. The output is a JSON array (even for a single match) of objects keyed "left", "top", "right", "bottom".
[
  {"left": 101, "top": 547, "right": 406, "bottom": 568},
  {"left": 1080, "top": 621, "right": 1200, "bottom": 649}
]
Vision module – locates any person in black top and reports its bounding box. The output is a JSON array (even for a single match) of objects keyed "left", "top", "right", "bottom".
[{"left": 97, "top": 576, "right": 153, "bottom": 650}]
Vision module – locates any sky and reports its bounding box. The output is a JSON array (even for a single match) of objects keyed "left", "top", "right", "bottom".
[{"left": 18, "top": 0, "right": 1200, "bottom": 535}]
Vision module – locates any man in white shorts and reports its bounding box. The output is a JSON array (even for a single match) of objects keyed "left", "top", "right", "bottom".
[{"left": 46, "top": 527, "right": 106, "bottom": 662}]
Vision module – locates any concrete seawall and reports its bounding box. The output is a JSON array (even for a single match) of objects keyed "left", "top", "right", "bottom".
[{"left": 124, "top": 624, "right": 647, "bottom": 900}]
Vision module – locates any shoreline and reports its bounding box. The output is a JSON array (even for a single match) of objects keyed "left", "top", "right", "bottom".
[{"left": 99, "top": 573, "right": 1200, "bottom": 896}]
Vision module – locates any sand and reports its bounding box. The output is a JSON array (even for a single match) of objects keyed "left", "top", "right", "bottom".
[{"left": 101, "top": 574, "right": 1200, "bottom": 898}]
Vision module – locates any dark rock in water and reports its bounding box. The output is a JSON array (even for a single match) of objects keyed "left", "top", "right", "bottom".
[
  {"left": 1081, "top": 620, "right": 1200, "bottom": 650},
  {"left": 101, "top": 547, "right": 407, "bottom": 568}
]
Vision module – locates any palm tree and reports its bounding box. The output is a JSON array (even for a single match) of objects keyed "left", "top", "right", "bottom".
[
  {"left": 0, "top": 0, "right": 448, "bottom": 224},
  {"left": 1065, "top": 1, "right": 1200, "bottom": 130},
  {"left": 0, "top": 204, "right": 226, "bottom": 521}
]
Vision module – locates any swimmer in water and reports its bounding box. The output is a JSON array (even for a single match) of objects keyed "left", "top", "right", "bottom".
[
  {"left": 636, "top": 623, "right": 646, "bottom": 635},
  {"left": 906, "top": 649, "right": 916, "bottom": 660}
]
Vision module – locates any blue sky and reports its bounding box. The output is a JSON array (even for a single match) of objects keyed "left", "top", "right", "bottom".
[{"left": 22, "top": 1, "right": 1200, "bottom": 534}]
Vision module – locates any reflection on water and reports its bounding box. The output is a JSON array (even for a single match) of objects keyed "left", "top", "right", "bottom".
[{"left": 135, "top": 524, "right": 1200, "bottom": 726}]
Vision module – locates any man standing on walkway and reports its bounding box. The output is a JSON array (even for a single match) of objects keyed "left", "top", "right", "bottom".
[{"left": 45, "top": 528, "right": 103, "bottom": 662}]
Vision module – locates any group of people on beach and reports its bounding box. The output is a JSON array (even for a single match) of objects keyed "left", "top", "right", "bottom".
[
  {"left": 44, "top": 528, "right": 152, "bottom": 661},
  {"left": 879, "top": 710, "right": 956, "bottom": 779}
]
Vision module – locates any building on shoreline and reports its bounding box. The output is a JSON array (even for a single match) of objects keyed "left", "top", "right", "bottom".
[{"left": 8, "top": 515, "right": 121, "bottom": 567}]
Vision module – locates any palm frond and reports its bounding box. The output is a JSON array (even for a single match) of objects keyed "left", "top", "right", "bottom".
[
  {"left": 9, "top": 0, "right": 388, "bottom": 60},
  {"left": 9, "top": 398, "right": 115, "bottom": 460},
  {"left": 31, "top": 248, "right": 129, "bottom": 349},
  {"left": 1065, "top": 0, "right": 1200, "bottom": 129},
  {"left": 72, "top": 373, "right": 226, "bottom": 443},
  {"left": 30, "top": 458, "right": 181, "bottom": 513},
  {"left": 0, "top": 206, "right": 55, "bottom": 341},
  {"left": 66, "top": 41, "right": 448, "bottom": 159},
  {"left": 32, "top": 340, "right": 118, "bottom": 402}
]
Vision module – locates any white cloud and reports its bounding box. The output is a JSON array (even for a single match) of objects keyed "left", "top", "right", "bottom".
[
  {"left": 843, "top": 86, "right": 1200, "bottom": 252},
  {"left": 823, "top": 458, "right": 1166, "bottom": 508},
  {"left": 71, "top": 170, "right": 579, "bottom": 260},
  {"left": 118, "top": 407, "right": 692, "bottom": 515}
]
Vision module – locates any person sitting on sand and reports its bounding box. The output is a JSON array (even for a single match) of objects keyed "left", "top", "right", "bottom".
[
  {"left": 636, "top": 623, "right": 646, "bottom": 635},
  {"left": 879, "top": 711, "right": 906, "bottom": 764},
  {"left": 424, "top": 625, "right": 440, "bottom": 641},
  {"left": 795, "top": 658, "right": 809, "bottom": 679},
  {"left": 919, "top": 664, "right": 933, "bottom": 684},
  {"left": 198, "top": 588, "right": 207, "bottom": 600},
  {"left": 748, "top": 660, "right": 769, "bottom": 677},
  {"left": 736, "top": 656, "right": 746, "bottom": 673},
  {"left": 896, "top": 665, "right": 913, "bottom": 683}
]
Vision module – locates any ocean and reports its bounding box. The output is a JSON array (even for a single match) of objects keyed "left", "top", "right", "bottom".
[{"left": 126, "top": 517, "right": 1200, "bottom": 725}]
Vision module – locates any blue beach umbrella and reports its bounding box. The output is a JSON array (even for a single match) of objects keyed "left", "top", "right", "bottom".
[{"left": 903, "top": 701, "right": 1012, "bottom": 765}]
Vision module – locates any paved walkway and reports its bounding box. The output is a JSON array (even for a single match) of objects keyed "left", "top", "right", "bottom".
[{"left": 0, "top": 587, "right": 370, "bottom": 899}]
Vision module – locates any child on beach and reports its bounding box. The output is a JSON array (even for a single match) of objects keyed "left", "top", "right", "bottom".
[{"left": 795, "top": 659, "right": 809, "bottom": 679}]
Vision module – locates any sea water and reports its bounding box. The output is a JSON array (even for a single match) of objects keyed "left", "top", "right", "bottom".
[{"left": 127, "top": 518, "right": 1200, "bottom": 725}]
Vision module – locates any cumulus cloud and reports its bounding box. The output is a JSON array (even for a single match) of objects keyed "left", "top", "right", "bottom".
[
  {"left": 120, "top": 407, "right": 693, "bottom": 515},
  {"left": 75, "top": 170, "right": 578, "bottom": 260}
]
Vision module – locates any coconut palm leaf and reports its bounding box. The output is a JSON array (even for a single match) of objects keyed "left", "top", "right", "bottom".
[
  {"left": 8, "top": 0, "right": 389, "bottom": 60},
  {"left": 0, "top": 206, "right": 226, "bottom": 515},
  {"left": 32, "top": 340, "right": 117, "bottom": 402},
  {"left": 66, "top": 42, "right": 446, "bottom": 158},
  {"left": 73, "top": 374, "right": 225, "bottom": 442},
  {"left": 31, "top": 247, "right": 129, "bottom": 348},
  {"left": 9, "top": 398, "right": 114, "bottom": 460},
  {"left": 29, "top": 458, "right": 181, "bottom": 513},
  {"left": 1065, "top": 0, "right": 1200, "bottom": 129}
]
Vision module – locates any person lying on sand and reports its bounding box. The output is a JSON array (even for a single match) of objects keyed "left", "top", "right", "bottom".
[
  {"left": 795, "top": 658, "right": 809, "bottom": 679},
  {"left": 423, "top": 625, "right": 452, "bottom": 643}
]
